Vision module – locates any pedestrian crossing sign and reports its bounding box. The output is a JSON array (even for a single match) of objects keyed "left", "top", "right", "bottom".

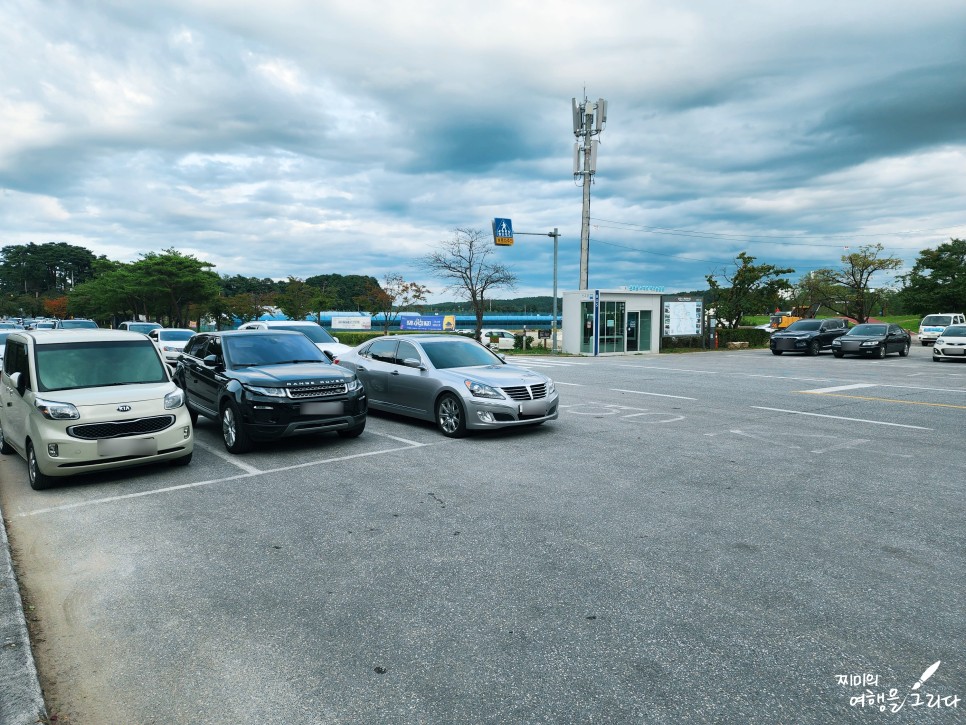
[{"left": 492, "top": 218, "right": 514, "bottom": 246}]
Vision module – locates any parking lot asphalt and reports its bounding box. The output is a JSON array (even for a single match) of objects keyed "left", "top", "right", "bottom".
[{"left": 1, "top": 344, "right": 964, "bottom": 724}]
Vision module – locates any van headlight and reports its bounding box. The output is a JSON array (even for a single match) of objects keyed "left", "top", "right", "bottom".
[
  {"left": 34, "top": 397, "right": 80, "bottom": 420},
  {"left": 164, "top": 388, "right": 185, "bottom": 409}
]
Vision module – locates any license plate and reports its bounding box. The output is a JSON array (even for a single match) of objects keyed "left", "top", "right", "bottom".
[
  {"left": 301, "top": 401, "right": 344, "bottom": 415},
  {"left": 98, "top": 438, "right": 157, "bottom": 457},
  {"left": 519, "top": 400, "right": 547, "bottom": 416}
]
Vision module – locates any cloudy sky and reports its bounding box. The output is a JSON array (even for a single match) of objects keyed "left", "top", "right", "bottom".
[{"left": 2, "top": 0, "right": 964, "bottom": 302}]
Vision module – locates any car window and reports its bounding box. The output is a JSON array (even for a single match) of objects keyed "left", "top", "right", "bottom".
[
  {"left": 183, "top": 335, "right": 209, "bottom": 358},
  {"left": 395, "top": 341, "right": 421, "bottom": 365},
  {"left": 271, "top": 324, "right": 336, "bottom": 345},
  {"left": 367, "top": 339, "right": 397, "bottom": 363},
  {"left": 59, "top": 320, "right": 98, "bottom": 329},
  {"left": 159, "top": 330, "right": 194, "bottom": 342},
  {"left": 35, "top": 340, "right": 167, "bottom": 392},
  {"left": 921, "top": 315, "right": 952, "bottom": 326},
  {"left": 940, "top": 325, "right": 966, "bottom": 336},
  {"left": 3, "top": 340, "right": 30, "bottom": 385},
  {"left": 421, "top": 340, "right": 502, "bottom": 369},
  {"left": 223, "top": 333, "right": 325, "bottom": 368}
]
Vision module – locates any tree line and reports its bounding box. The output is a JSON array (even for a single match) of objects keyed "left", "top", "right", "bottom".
[{"left": 2, "top": 235, "right": 962, "bottom": 329}]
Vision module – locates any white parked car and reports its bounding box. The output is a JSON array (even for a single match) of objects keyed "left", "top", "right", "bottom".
[
  {"left": 480, "top": 329, "right": 518, "bottom": 350},
  {"left": 0, "top": 330, "right": 193, "bottom": 489},
  {"left": 932, "top": 324, "right": 966, "bottom": 362},
  {"left": 236, "top": 320, "right": 351, "bottom": 360},
  {"left": 148, "top": 327, "right": 195, "bottom": 366}
]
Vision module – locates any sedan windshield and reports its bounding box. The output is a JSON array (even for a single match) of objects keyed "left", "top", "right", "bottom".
[
  {"left": 847, "top": 324, "right": 886, "bottom": 336},
  {"left": 224, "top": 334, "right": 326, "bottom": 367},
  {"left": 421, "top": 340, "right": 502, "bottom": 369},
  {"left": 36, "top": 340, "right": 168, "bottom": 392},
  {"left": 783, "top": 320, "right": 821, "bottom": 332},
  {"left": 271, "top": 324, "right": 337, "bottom": 344}
]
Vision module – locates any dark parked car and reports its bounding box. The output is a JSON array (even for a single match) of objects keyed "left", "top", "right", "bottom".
[
  {"left": 173, "top": 330, "right": 366, "bottom": 453},
  {"left": 831, "top": 323, "right": 911, "bottom": 359},
  {"left": 334, "top": 334, "right": 558, "bottom": 437},
  {"left": 770, "top": 318, "right": 849, "bottom": 355}
]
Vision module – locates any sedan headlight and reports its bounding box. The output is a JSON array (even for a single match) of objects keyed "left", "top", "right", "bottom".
[
  {"left": 546, "top": 378, "right": 555, "bottom": 394},
  {"left": 34, "top": 397, "right": 80, "bottom": 420},
  {"left": 164, "top": 387, "right": 185, "bottom": 410},
  {"left": 244, "top": 385, "right": 287, "bottom": 397},
  {"left": 831, "top": 339, "right": 841, "bottom": 346},
  {"left": 464, "top": 379, "right": 504, "bottom": 399},
  {"left": 860, "top": 340, "right": 880, "bottom": 347}
]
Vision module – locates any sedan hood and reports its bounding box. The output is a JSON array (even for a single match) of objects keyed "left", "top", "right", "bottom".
[
  {"left": 447, "top": 364, "right": 549, "bottom": 385},
  {"left": 234, "top": 363, "right": 351, "bottom": 385},
  {"left": 840, "top": 334, "right": 884, "bottom": 342}
]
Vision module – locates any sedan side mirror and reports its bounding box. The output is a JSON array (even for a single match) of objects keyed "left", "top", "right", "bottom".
[{"left": 400, "top": 358, "right": 424, "bottom": 369}]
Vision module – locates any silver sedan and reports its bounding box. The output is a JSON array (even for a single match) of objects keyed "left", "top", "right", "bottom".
[{"left": 333, "top": 334, "right": 559, "bottom": 437}]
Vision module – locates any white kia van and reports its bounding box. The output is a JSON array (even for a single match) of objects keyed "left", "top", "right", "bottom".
[
  {"left": 918, "top": 313, "right": 966, "bottom": 346},
  {"left": 0, "top": 330, "right": 193, "bottom": 489}
]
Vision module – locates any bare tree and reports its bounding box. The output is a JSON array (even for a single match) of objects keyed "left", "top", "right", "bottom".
[
  {"left": 809, "top": 244, "right": 903, "bottom": 323},
  {"left": 420, "top": 228, "right": 517, "bottom": 340}
]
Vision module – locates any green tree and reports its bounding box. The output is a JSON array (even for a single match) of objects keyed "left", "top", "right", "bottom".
[
  {"left": 363, "top": 273, "right": 431, "bottom": 333},
  {"left": 706, "top": 252, "right": 794, "bottom": 329},
  {"left": 897, "top": 238, "right": 966, "bottom": 315},
  {"left": 420, "top": 228, "right": 517, "bottom": 340},
  {"left": 305, "top": 274, "right": 381, "bottom": 310},
  {"left": 0, "top": 242, "right": 98, "bottom": 295},
  {"left": 809, "top": 244, "right": 903, "bottom": 323},
  {"left": 276, "top": 277, "right": 323, "bottom": 322},
  {"left": 131, "top": 249, "right": 221, "bottom": 327}
]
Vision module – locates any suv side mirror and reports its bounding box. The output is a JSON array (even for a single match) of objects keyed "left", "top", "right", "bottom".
[{"left": 202, "top": 354, "right": 223, "bottom": 370}]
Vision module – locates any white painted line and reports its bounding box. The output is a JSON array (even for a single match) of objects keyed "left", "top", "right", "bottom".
[
  {"left": 554, "top": 381, "right": 583, "bottom": 386},
  {"left": 739, "top": 375, "right": 832, "bottom": 382},
  {"left": 17, "top": 443, "right": 432, "bottom": 518},
  {"left": 610, "top": 388, "right": 697, "bottom": 400},
  {"left": 361, "top": 430, "right": 424, "bottom": 446},
  {"left": 193, "top": 439, "right": 262, "bottom": 474},
  {"left": 751, "top": 407, "right": 932, "bottom": 430},
  {"left": 619, "top": 366, "right": 718, "bottom": 374},
  {"left": 802, "top": 383, "right": 877, "bottom": 394}
]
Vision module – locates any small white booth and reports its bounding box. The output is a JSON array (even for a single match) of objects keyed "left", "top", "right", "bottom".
[{"left": 562, "top": 289, "right": 664, "bottom": 355}]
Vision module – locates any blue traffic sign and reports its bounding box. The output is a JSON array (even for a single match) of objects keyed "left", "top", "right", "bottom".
[{"left": 493, "top": 218, "right": 514, "bottom": 246}]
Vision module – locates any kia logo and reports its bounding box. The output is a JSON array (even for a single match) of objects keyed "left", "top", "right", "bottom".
[{"left": 117, "top": 405, "right": 132, "bottom": 412}]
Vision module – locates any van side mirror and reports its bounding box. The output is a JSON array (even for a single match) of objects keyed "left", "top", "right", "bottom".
[{"left": 10, "top": 372, "right": 26, "bottom": 396}]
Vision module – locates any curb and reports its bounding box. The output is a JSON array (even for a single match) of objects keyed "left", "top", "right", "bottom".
[{"left": 0, "top": 500, "right": 47, "bottom": 725}]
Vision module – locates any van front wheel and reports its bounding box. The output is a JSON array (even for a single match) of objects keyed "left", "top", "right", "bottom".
[{"left": 27, "top": 442, "right": 55, "bottom": 490}]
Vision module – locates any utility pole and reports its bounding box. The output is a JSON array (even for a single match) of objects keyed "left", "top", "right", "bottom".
[{"left": 572, "top": 95, "right": 607, "bottom": 290}]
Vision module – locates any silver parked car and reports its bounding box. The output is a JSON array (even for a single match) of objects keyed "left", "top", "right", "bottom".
[{"left": 333, "top": 334, "right": 558, "bottom": 437}]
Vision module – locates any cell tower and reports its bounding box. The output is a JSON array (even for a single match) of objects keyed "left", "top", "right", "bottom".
[{"left": 572, "top": 95, "right": 607, "bottom": 290}]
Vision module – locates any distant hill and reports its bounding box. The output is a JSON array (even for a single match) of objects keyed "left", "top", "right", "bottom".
[{"left": 423, "top": 296, "right": 560, "bottom": 314}]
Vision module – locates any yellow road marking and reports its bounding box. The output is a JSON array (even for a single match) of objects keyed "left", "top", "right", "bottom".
[{"left": 801, "top": 392, "right": 966, "bottom": 410}]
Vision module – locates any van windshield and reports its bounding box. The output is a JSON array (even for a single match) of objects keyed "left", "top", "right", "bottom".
[
  {"left": 35, "top": 340, "right": 168, "bottom": 392},
  {"left": 921, "top": 315, "right": 952, "bottom": 326}
]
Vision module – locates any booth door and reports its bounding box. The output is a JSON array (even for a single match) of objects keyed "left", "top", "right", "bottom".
[{"left": 627, "top": 312, "right": 639, "bottom": 352}]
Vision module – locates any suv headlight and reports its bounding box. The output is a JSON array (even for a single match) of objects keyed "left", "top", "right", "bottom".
[
  {"left": 34, "top": 397, "right": 80, "bottom": 420},
  {"left": 164, "top": 388, "right": 185, "bottom": 409},
  {"left": 464, "top": 379, "right": 504, "bottom": 399},
  {"left": 346, "top": 378, "right": 361, "bottom": 392},
  {"left": 244, "top": 385, "right": 287, "bottom": 397}
]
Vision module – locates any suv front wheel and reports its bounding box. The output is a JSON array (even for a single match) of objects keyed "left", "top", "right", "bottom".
[{"left": 221, "top": 400, "right": 253, "bottom": 454}]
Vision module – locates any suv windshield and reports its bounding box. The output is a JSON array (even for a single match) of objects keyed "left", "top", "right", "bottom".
[
  {"left": 36, "top": 340, "right": 168, "bottom": 392},
  {"left": 921, "top": 315, "right": 952, "bottom": 326},
  {"left": 272, "top": 324, "right": 336, "bottom": 344},
  {"left": 421, "top": 340, "right": 502, "bottom": 369},
  {"left": 224, "top": 333, "right": 326, "bottom": 367},
  {"left": 784, "top": 320, "right": 821, "bottom": 332}
]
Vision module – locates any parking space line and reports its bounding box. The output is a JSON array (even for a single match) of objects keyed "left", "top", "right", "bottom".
[
  {"left": 798, "top": 393, "right": 966, "bottom": 410},
  {"left": 365, "top": 430, "right": 424, "bottom": 446},
  {"left": 751, "top": 406, "right": 932, "bottom": 430},
  {"left": 610, "top": 388, "right": 697, "bottom": 400},
  {"left": 619, "top": 365, "right": 718, "bottom": 374},
  {"left": 16, "top": 443, "right": 435, "bottom": 519},
  {"left": 192, "top": 439, "right": 262, "bottom": 474}
]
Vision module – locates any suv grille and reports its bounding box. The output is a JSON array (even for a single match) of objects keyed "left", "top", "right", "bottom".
[
  {"left": 68, "top": 415, "right": 175, "bottom": 440},
  {"left": 501, "top": 383, "right": 548, "bottom": 401},
  {"left": 287, "top": 381, "right": 348, "bottom": 399}
]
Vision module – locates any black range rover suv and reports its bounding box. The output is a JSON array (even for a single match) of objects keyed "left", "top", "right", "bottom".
[{"left": 174, "top": 330, "right": 366, "bottom": 453}]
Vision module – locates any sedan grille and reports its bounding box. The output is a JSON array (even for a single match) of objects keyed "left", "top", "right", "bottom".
[
  {"left": 501, "top": 383, "right": 548, "bottom": 401},
  {"left": 68, "top": 415, "right": 175, "bottom": 440},
  {"left": 286, "top": 381, "right": 348, "bottom": 399}
]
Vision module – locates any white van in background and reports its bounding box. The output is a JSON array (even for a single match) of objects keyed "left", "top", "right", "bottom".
[{"left": 918, "top": 313, "right": 965, "bottom": 346}]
